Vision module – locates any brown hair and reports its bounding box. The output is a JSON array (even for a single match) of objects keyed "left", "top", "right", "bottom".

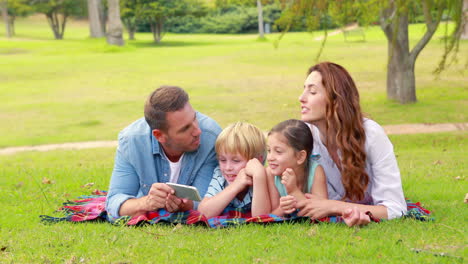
[
  {"left": 144, "top": 85, "right": 189, "bottom": 131},
  {"left": 269, "top": 119, "right": 313, "bottom": 180},
  {"left": 307, "top": 62, "right": 368, "bottom": 202}
]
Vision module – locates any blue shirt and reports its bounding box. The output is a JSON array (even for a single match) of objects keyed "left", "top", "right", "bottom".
[
  {"left": 106, "top": 112, "right": 221, "bottom": 218},
  {"left": 204, "top": 167, "right": 253, "bottom": 210}
]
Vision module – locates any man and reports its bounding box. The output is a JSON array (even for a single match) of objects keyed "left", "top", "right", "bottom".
[{"left": 106, "top": 86, "right": 221, "bottom": 219}]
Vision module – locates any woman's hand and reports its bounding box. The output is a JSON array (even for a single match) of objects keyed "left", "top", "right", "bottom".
[
  {"left": 342, "top": 207, "right": 371, "bottom": 227},
  {"left": 281, "top": 168, "right": 299, "bottom": 194},
  {"left": 296, "top": 193, "right": 334, "bottom": 219},
  {"left": 279, "top": 195, "right": 297, "bottom": 214}
]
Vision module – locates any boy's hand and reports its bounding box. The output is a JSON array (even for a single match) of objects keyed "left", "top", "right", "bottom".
[
  {"left": 244, "top": 158, "right": 265, "bottom": 178},
  {"left": 281, "top": 168, "right": 299, "bottom": 194},
  {"left": 232, "top": 169, "right": 253, "bottom": 189},
  {"left": 279, "top": 195, "right": 297, "bottom": 214}
]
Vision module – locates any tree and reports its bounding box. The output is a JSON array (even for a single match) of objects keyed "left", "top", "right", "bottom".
[
  {"left": 120, "top": 0, "right": 137, "bottom": 40},
  {"left": 106, "top": 0, "right": 124, "bottom": 45},
  {"left": 278, "top": 0, "right": 465, "bottom": 104},
  {"left": 88, "top": 0, "right": 105, "bottom": 37},
  {"left": 257, "top": 0, "right": 264, "bottom": 38},
  {"left": 32, "top": 0, "right": 85, "bottom": 40},
  {"left": 462, "top": 0, "right": 467, "bottom": 39},
  {"left": 1, "top": 0, "right": 11, "bottom": 38},
  {"left": 6, "top": 0, "right": 33, "bottom": 36}
]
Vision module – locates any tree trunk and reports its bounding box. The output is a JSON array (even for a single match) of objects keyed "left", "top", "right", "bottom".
[
  {"left": 462, "top": 0, "right": 468, "bottom": 39},
  {"left": 88, "top": 0, "right": 105, "bottom": 38},
  {"left": 106, "top": 0, "right": 124, "bottom": 46},
  {"left": 257, "top": 0, "right": 264, "bottom": 38},
  {"left": 1, "top": 0, "right": 12, "bottom": 38},
  {"left": 99, "top": 0, "right": 107, "bottom": 33},
  {"left": 381, "top": 3, "right": 415, "bottom": 103},
  {"left": 46, "top": 12, "right": 66, "bottom": 40},
  {"left": 128, "top": 28, "right": 135, "bottom": 40},
  {"left": 9, "top": 15, "right": 14, "bottom": 36},
  {"left": 151, "top": 20, "right": 163, "bottom": 43}
]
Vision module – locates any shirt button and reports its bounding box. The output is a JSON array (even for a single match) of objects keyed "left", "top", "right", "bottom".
[{"left": 164, "top": 174, "right": 167, "bottom": 176}]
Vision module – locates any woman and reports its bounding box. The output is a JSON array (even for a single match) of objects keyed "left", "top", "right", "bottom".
[{"left": 295, "top": 62, "right": 407, "bottom": 226}]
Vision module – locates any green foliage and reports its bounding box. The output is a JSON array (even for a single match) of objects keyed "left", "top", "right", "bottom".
[
  {"left": 6, "top": 0, "right": 33, "bottom": 17},
  {"left": 30, "top": 0, "right": 86, "bottom": 39}
]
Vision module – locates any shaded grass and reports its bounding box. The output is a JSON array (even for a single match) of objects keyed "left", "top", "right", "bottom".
[
  {"left": 0, "top": 132, "right": 466, "bottom": 263},
  {"left": 0, "top": 18, "right": 467, "bottom": 147}
]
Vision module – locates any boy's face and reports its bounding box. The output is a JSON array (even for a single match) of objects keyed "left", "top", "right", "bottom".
[{"left": 218, "top": 152, "right": 249, "bottom": 183}]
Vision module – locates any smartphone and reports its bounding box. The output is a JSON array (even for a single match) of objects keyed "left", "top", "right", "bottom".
[{"left": 166, "top": 183, "right": 202, "bottom": 201}]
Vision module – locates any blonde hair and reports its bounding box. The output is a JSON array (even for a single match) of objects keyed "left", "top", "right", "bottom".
[{"left": 215, "top": 122, "right": 266, "bottom": 161}]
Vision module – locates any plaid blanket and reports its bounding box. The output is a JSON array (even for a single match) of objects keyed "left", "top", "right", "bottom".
[{"left": 40, "top": 190, "right": 433, "bottom": 228}]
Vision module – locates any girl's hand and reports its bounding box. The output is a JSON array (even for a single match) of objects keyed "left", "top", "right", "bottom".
[
  {"left": 279, "top": 195, "right": 297, "bottom": 214},
  {"left": 342, "top": 207, "right": 371, "bottom": 227},
  {"left": 281, "top": 168, "right": 299, "bottom": 194},
  {"left": 232, "top": 169, "right": 253, "bottom": 189},
  {"left": 296, "top": 193, "right": 332, "bottom": 219},
  {"left": 244, "top": 158, "right": 264, "bottom": 178}
]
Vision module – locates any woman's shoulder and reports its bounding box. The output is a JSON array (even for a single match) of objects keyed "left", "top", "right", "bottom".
[{"left": 363, "top": 118, "right": 388, "bottom": 140}]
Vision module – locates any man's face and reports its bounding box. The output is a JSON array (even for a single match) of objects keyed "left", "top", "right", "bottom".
[{"left": 158, "top": 103, "right": 202, "bottom": 157}]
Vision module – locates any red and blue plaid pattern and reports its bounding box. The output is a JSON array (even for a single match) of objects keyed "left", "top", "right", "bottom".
[{"left": 40, "top": 190, "right": 433, "bottom": 228}]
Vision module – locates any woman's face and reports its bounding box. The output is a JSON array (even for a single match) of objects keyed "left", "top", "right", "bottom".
[{"left": 299, "top": 71, "right": 327, "bottom": 125}]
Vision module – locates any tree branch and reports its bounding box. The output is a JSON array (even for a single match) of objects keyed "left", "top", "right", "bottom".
[{"left": 409, "top": 1, "right": 444, "bottom": 62}]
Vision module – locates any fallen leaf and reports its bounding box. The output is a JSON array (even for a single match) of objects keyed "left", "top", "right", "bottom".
[
  {"left": 1, "top": 246, "right": 7, "bottom": 251},
  {"left": 42, "top": 177, "right": 55, "bottom": 184},
  {"left": 464, "top": 193, "right": 468, "bottom": 204},
  {"left": 172, "top": 223, "right": 183, "bottom": 231},
  {"left": 454, "top": 176, "right": 461, "bottom": 180},
  {"left": 433, "top": 160, "right": 442, "bottom": 165},
  {"left": 307, "top": 226, "right": 318, "bottom": 237},
  {"left": 64, "top": 193, "right": 71, "bottom": 198},
  {"left": 80, "top": 182, "right": 94, "bottom": 188}
]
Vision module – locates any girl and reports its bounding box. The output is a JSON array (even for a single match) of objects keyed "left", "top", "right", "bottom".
[
  {"left": 246, "top": 119, "right": 328, "bottom": 216},
  {"left": 296, "top": 62, "right": 407, "bottom": 226},
  {"left": 198, "top": 122, "right": 270, "bottom": 218}
]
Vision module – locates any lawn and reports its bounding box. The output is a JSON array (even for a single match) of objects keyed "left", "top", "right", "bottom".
[
  {"left": 0, "top": 16, "right": 467, "bottom": 263},
  {"left": 0, "top": 16, "right": 467, "bottom": 147},
  {"left": 0, "top": 132, "right": 466, "bottom": 263}
]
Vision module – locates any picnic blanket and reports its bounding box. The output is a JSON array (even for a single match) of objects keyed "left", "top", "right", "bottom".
[{"left": 40, "top": 190, "right": 433, "bottom": 228}]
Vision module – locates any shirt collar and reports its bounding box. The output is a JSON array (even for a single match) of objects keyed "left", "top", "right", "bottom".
[{"left": 151, "top": 133, "right": 161, "bottom": 155}]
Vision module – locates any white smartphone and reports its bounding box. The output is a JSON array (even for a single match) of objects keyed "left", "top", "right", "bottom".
[{"left": 166, "top": 183, "right": 202, "bottom": 202}]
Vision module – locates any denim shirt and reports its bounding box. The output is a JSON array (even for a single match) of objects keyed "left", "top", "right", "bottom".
[{"left": 106, "top": 112, "right": 221, "bottom": 218}]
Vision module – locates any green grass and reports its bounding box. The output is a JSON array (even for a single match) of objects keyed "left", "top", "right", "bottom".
[
  {"left": 0, "top": 17, "right": 467, "bottom": 147},
  {"left": 0, "top": 132, "right": 466, "bottom": 263}
]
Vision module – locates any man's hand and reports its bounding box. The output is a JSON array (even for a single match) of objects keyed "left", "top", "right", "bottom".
[
  {"left": 145, "top": 183, "right": 174, "bottom": 211},
  {"left": 165, "top": 195, "right": 194, "bottom": 212}
]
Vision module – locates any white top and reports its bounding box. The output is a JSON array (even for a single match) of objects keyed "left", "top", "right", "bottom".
[
  {"left": 309, "top": 119, "right": 407, "bottom": 219},
  {"left": 161, "top": 150, "right": 184, "bottom": 183}
]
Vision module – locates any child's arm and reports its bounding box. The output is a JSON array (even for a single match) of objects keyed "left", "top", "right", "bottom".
[
  {"left": 246, "top": 159, "right": 270, "bottom": 216},
  {"left": 281, "top": 168, "right": 307, "bottom": 202},
  {"left": 266, "top": 168, "right": 285, "bottom": 216},
  {"left": 310, "top": 165, "right": 328, "bottom": 199},
  {"left": 198, "top": 170, "right": 251, "bottom": 218}
]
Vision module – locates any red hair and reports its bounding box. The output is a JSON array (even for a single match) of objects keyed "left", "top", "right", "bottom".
[{"left": 307, "top": 62, "right": 368, "bottom": 201}]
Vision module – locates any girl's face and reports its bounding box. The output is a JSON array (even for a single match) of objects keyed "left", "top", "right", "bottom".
[
  {"left": 218, "top": 152, "right": 249, "bottom": 183},
  {"left": 299, "top": 71, "right": 328, "bottom": 125},
  {"left": 267, "top": 133, "right": 301, "bottom": 176}
]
